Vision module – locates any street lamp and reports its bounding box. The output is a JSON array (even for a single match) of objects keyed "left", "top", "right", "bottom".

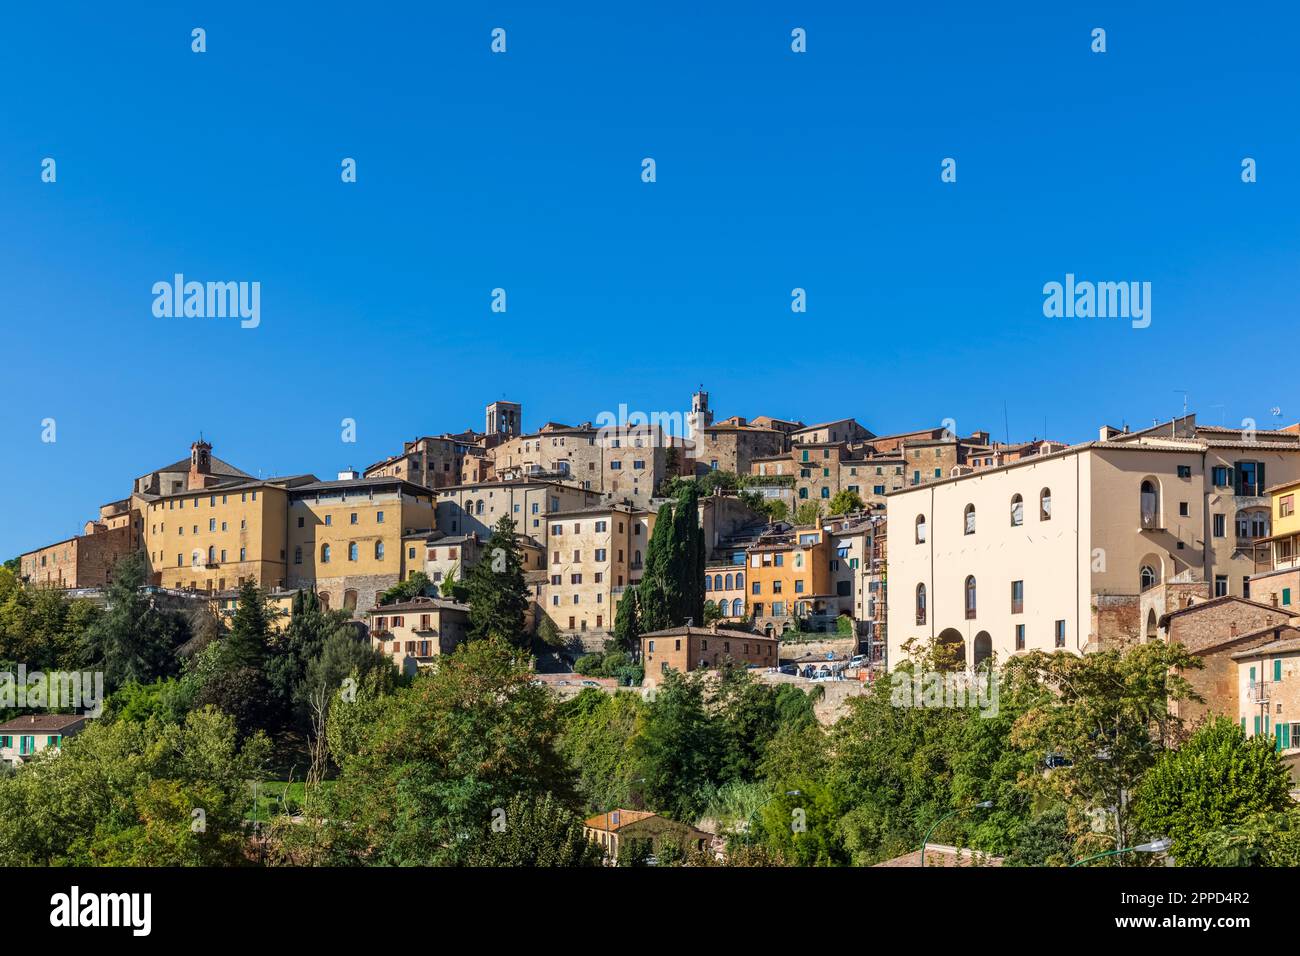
[
  {"left": 919, "top": 800, "right": 993, "bottom": 867},
  {"left": 1070, "top": 838, "right": 1172, "bottom": 867},
  {"left": 745, "top": 790, "right": 801, "bottom": 843}
]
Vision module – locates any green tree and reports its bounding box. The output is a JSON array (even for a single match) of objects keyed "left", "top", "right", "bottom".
[
  {"left": 463, "top": 792, "right": 604, "bottom": 866},
  {"left": 557, "top": 689, "right": 646, "bottom": 812},
  {"left": 636, "top": 503, "right": 677, "bottom": 633},
  {"left": 222, "top": 580, "right": 270, "bottom": 670},
  {"left": 0, "top": 706, "right": 268, "bottom": 866},
  {"left": 379, "top": 571, "right": 431, "bottom": 605},
  {"left": 794, "top": 501, "right": 822, "bottom": 525},
  {"left": 464, "top": 517, "right": 530, "bottom": 648},
  {"left": 612, "top": 585, "right": 641, "bottom": 652},
  {"left": 324, "top": 637, "right": 573, "bottom": 864},
  {"left": 82, "top": 552, "right": 189, "bottom": 691},
  {"left": 635, "top": 670, "right": 722, "bottom": 821},
  {"left": 1009, "top": 641, "right": 1202, "bottom": 856},
  {"left": 1133, "top": 716, "right": 1292, "bottom": 865},
  {"left": 828, "top": 489, "right": 866, "bottom": 515}
]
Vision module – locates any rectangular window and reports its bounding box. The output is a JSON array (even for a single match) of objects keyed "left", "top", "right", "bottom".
[
  {"left": 1213, "top": 514, "right": 1225, "bottom": 537},
  {"left": 1054, "top": 620, "right": 1065, "bottom": 648},
  {"left": 1011, "top": 580, "right": 1024, "bottom": 614},
  {"left": 1015, "top": 624, "right": 1025, "bottom": 651},
  {"left": 1214, "top": 575, "right": 1229, "bottom": 598},
  {"left": 1284, "top": 587, "right": 1292, "bottom": 606},
  {"left": 1276, "top": 659, "right": 1284, "bottom": 682},
  {"left": 1177, "top": 465, "right": 1192, "bottom": 479}
]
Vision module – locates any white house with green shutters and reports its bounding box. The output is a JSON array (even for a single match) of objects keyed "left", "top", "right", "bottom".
[{"left": 0, "top": 714, "right": 88, "bottom": 766}]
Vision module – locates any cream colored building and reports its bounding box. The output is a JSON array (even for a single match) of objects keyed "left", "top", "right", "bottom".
[
  {"left": 886, "top": 415, "right": 1300, "bottom": 669},
  {"left": 435, "top": 478, "right": 604, "bottom": 541},
  {"left": 539, "top": 503, "right": 655, "bottom": 638},
  {"left": 287, "top": 476, "right": 436, "bottom": 614}
]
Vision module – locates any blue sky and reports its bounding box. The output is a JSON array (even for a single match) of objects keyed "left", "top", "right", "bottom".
[{"left": 2, "top": 1, "right": 1298, "bottom": 557}]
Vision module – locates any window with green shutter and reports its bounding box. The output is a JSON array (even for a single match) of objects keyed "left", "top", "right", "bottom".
[
  {"left": 1242, "top": 717, "right": 1247, "bottom": 733},
  {"left": 1255, "top": 715, "right": 1261, "bottom": 737},
  {"left": 1276, "top": 659, "right": 1284, "bottom": 682},
  {"left": 46, "top": 735, "right": 59, "bottom": 748},
  {"left": 1285, "top": 588, "right": 1293, "bottom": 606},
  {"left": 1283, "top": 724, "right": 1291, "bottom": 750}
]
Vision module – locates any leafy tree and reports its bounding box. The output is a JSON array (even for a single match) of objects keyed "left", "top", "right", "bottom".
[
  {"left": 82, "top": 552, "right": 189, "bottom": 691},
  {"left": 379, "top": 571, "right": 431, "bottom": 606},
  {"left": 763, "top": 500, "right": 789, "bottom": 523},
  {"left": 703, "top": 601, "right": 723, "bottom": 626},
  {"left": 612, "top": 585, "right": 641, "bottom": 652},
  {"left": 464, "top": 517, "right": 530, "bottom": 648},
  {"left": 0, "top": 574, "right": 100, "bottom": 670},
  {"left": 828, "top": 489, "right": 866, "bottom": 515},
  {"left": 1009, "top": 642, "right": 1201, "bottom": 856},
  {"left": 324, "top": 637, "right": 573, "bottom": 864},
  {"left": 634, "top": 670, "right": 722, "bottom": 821},
  {"left": 536, "top": 613, "right": 563, "bottom": 648},
  {"left": 1133, "top": 716, "right": 1291, "bottom": 865},
  {"left": 1201, "top": 808, "right": 1300, "bottom": 866},
  {"left": 794, "top": 501, "right": 822, "bottom": 525},
  {"left": 222, "top": 580, "right": 270, "bottom": 670},
  {"left": 463, "top": 792, "right": 603, "bottom": 867},
  {"left": 557, "top": 689, "right": 646, "bottom": 812},
  {"left": 0, "top": 706, "right": 268, "bottom": 866}
]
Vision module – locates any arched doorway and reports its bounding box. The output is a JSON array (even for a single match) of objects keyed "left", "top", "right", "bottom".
[
  {"left": 973, "top": 632, "right": 992, "bottom": 669},
  {"left": 936, "top": 628, "right": 966, "bottom": 670},
  {"left": 318, "top": 591, "right": 331, "bottom": 611},
  {"left": 1145, "top": 608, "right": 1158, "bottom": 642}
]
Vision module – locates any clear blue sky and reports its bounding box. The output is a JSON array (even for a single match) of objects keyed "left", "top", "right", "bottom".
[{"left": 2, "top": 1, "right": 1298, "bottom": 558}]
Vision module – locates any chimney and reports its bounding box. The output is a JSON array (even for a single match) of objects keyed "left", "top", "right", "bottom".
[{"left": 1229, "top": 621, "right": 1238, "bottom": 637}]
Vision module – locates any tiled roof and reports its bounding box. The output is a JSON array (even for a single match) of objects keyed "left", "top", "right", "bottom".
[{"left": 0, "top": 714, "right": 88, "bottom": 732}]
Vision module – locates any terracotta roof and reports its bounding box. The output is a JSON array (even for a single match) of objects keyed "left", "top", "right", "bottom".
[
  {"left": 1231, "top": 630, "right": 1300, "bottom": 659},
  {"left": 0, "top": 714, "right": 88, "bottom": 732},
  {"left": 584, "top": 809, "right": 658, "bottom": 832},
  {"left": 641, "top": 625, "right": 778, "bottom": 643},
  {"left": 873, "top": 845, "right": 1003, "bottom": 867}
]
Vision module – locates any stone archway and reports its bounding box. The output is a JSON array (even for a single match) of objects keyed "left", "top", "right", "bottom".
[
  {"left": 973, "top": 631, "right": 993, "bottom": 669},
  {"left": 1145, "top": 608, "right": 1158, "bottom": 642}
]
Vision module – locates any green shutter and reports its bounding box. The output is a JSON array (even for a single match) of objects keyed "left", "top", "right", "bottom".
[
  {"left": 1255, "top": 715, "right": 1261, "bottom": 737},
  {"left": 1285, "top": 588, "right": 1293, "bottom": 606},
  {"left": 1242, "top": 717, "right": 1247, "bottom": 733},
  {"left": 1276, "top": 659, "right": 1283, "bottom": 682},
  {"left": 1251, "top": 666, "right": 1257, "bottom": 681}
]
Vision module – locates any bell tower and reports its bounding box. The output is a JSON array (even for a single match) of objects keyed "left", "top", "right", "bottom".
[{"left": 188, "top": 438, "right": 214, "bottom": 490}]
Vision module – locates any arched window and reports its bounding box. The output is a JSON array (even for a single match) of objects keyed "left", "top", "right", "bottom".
[
  {"left": 964, "top": 575, "right": 977, "bottom": 619},
  {"left": 799, "top": 487, "right": 809, "bottom": 499},
  {"left": 915, "top": 514, "right": 927, "bottom": 544},
  {"left": 375, "top": 541, "right": 385, "bottom": 560},
  {"left": 1140, "top": 565, "right": 1157, "bottom": 591},
  {"left": 964, "top": 504, "right": 976, "bottom": 535},
  {"left": 348, "top": 542, "right": 359, "bottom": 561},
  {"left": 475, "top": 500, "right": 485, "bottom": 515},
  {"left": 1236, "top": 509, "right": 1270, "bottom": 541},
  {"left": 344, "top": 589, "right": 358, "bottom": 612},
  {"left": 321, "top": 544, "right": 331, "bottom": 564},
  {"left": 704, "top": 576, "right": 712, "bottom": 592},
  {"left": 732, "top": 598, "right": 743, "bottom": 617},
  {"left": 714, "top": 574, "right": 723, "bottom": 590},
  {"left": 915, "top": 583, "right": 927, "bottom": 625},
  {"left": 1140, "top": 480, "right": 1160, "bottom": 528},
  {"left": 820, "top": 487, "right": 830, "bottom": 499},
  {"left": 725, "top": 573, "right": 734, "bottom": 590},
  {"left": 736, "top": 572, "right": 743, "bottom": 590},
  {"left": 1040, "top": 488, "right": 1052, "bottom": 521},
  {"left": 207, "top": 545, "right": 216, "bottom": 563},
  {"left": 1010, "top": 494, "right": 1024, "bottom": 527},
  {"left": 705, "top": 599, "right": 717, "bottom": 614}
]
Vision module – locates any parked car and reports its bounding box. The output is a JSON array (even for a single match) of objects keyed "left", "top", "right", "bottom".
[
  {"left": 779, "top": 664, "right": 799, "bottom": 676},
  {"left": 848, "top": 655, "right": 866, "bottom": 669}
]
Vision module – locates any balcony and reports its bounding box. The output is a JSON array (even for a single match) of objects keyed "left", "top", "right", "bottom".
[{"left": 1249, "top": 680, "right": 1271, "bottom": 704}]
